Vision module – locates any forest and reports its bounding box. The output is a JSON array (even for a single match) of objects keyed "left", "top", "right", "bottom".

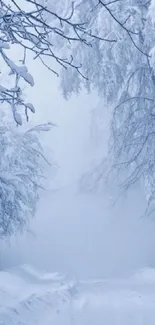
[{"left": 0, "top": 1, "right": 155, "bottom": 324}]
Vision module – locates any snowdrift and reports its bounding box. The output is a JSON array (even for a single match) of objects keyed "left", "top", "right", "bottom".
[{"left": 1, "top": 265, "right": 155, "bottom": 324}]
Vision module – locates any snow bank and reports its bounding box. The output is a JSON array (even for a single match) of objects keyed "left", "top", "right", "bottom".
[
  {"left": 1, "top": 265, "right": 155, "bottom": 324},
  {"left": 8, "top": 264, "right": 66, "bottom": 284},
  {"left": 0, "top": 265, "right": 76, "bottom": 325}
]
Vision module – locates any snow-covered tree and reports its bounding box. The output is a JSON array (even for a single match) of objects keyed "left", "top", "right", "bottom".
[
  {"left": 2, "top": 0, "right": 155, "bottom": 213},
  {"left": 0, "top": 0, "right": 116, "bottom": 124},
  {"left": 55, "top": 0, "right": 155, "bottom": 211},
  {"left": 106, "top": 1, "right": 155, "bottom": 211},
  {"left": 0, "top": 120, "right": 53, "bottom": 238},
  {"left": 57, "top": 0, "right": 148, "bottom": 98},
  {"left": 1, "top": 0, "right": 148, "bottom": 121}
]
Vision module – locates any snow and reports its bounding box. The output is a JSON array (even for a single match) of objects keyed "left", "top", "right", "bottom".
[
  {"left": 1, "top": 265, "right": 155, "bottom": 324},
  {"left": 26, "top": 103, "right": 35, "bottom": 113},
  {"left": 4, "top": 57, "right": 34, "bottom": 87},
  {"left": 14, "top": 111, "right": 22, "bottom": 125},
  {"left": 148, "top": 0, "right": 155, "bottom": 25},
  {"left": 0, "top": 42, "right": 10, "bottom": 50}
]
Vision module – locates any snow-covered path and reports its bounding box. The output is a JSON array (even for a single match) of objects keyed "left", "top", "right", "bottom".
[{"left": 1, "top": 265, "right": 155, "bottom": 325}]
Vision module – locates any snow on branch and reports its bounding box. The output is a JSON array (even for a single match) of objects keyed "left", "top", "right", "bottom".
[
  {"left": 0, "top": 0, "right": 150, "bottom": 124},
  {"left": 0, "top": 0, "right": 117, "bottom": 124},
  {"left": 97, "top": 0, "right": 149, "bottom": 57}
]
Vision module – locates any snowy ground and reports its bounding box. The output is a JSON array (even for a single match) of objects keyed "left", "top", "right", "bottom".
[{"left": 1, "top": 265, "right": 155, "bottom": 324}]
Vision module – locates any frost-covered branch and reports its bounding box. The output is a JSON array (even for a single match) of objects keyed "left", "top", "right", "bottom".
[
  {"left": 0, "top": 0, "right": 117, "bottom": 124},
  {"left": 0, "top": 0, "right": 151, "bottom": 123},
  {"left": 68, "top": 0, "right": 155, "bottom": 213},
  {"left": 97, "top": 0, "right": 149, "bottom": 57}
]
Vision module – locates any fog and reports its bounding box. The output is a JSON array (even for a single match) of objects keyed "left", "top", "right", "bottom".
[{"left": 1, "top": 57, "right": 155, "bottom": 279}]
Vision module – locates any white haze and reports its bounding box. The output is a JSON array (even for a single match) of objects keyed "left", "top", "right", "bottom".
[{"left": 1, "top": 56, "right": 155, "bottom": 280}]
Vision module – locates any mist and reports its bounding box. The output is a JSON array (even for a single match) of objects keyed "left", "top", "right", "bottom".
[{"left": 1, "top": 56, "right": 155, "bottom": 280}]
